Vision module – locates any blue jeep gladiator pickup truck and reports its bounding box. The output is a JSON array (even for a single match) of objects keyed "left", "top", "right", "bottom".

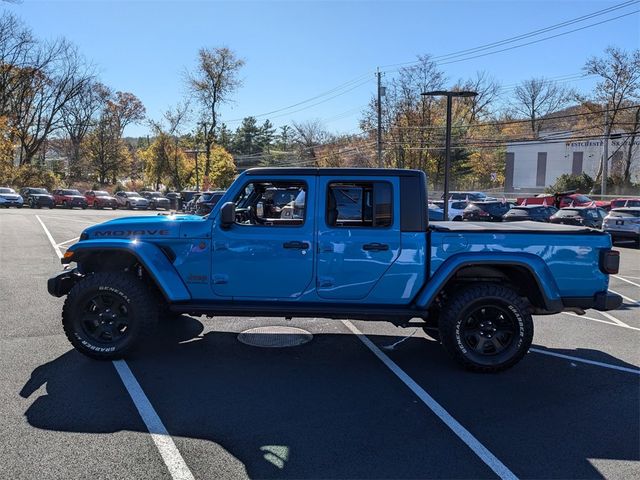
[{"left": 48, "top": 168, "right": 622, "bottom": 372}]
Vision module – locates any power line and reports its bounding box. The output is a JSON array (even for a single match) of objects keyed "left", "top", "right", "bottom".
[{"left": 380, "top": 0, "right": 639, "bottom": 70}]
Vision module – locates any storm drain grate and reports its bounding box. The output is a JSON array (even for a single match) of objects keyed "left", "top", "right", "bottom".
[{"left": 237, "top": 326, "right": 313, "bottom": 348}]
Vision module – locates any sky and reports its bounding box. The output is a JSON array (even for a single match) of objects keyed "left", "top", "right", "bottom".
[{"left": 4, "top": 0, "right": 640, "bottom": 137}]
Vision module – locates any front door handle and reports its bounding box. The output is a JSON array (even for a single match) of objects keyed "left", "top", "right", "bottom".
[
  {"left": 362, "top": 242, "right": 389, "bottom": 251},
  {"left": 283, "top": 241, "right": 310, "bottom": 250}
]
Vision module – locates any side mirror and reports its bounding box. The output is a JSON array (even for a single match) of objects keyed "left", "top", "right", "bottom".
[{"left": 220, "top": 201, "right": 235, "bottom": 229}]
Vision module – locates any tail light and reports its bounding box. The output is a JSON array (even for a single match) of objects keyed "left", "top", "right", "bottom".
[{"left": 600, "top": 250, "right": 620, "bottom": 274}]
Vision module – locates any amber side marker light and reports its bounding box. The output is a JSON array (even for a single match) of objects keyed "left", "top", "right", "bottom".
[{"left": 63, "top": 251, "right": 74, "bottom": 260}]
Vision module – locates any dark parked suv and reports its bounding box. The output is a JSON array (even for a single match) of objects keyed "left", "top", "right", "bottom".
[
  {"left": 195, "top": 190, "right": 226, "bottom": 216},
  {"left": 503, "top": 205, "right": 558, "bottom": 222},
  {"left": 21, "top": 187, "right": 55, "bottom": 208},
  {"left": 462, "top": 201, "right": 511, "bottom": 221},
  {"left": 140, "top": 191, "right": 171, "bottom": 210},
  {"left": 549, "top": 207, "right": 607, "bottom": 229}
]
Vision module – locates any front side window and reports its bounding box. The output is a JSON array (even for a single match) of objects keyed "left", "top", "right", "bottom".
[
  {"left": 327, "top": 182, "right": 392, "bottom": 228},
  {"left": 233, "top": 181, "right": 306, "bottom": 226}
]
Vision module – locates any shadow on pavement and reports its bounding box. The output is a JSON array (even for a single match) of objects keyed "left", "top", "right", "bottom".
[{"left": 20, "top": 315, "right": 640, "bottom": 479}]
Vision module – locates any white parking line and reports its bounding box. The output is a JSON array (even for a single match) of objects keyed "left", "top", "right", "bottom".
[
  {"left": 613, "top": 275, "right": 640, "bottom": 289},
  {"left": 113, "top": 361, "right": 195, "bottom": 480},
  {"left": 599, "top": 310, "right": 633, "bottom": 328},
  {"left": 35, "top": 215, "right": 63, "bottom": 259},
  {"left": 562, "top": 312, "right": 640, "bottom": 331},
  {"left": 37, "top": 213, "right": 194, "bottom": 480},
  {"left": 529, "top": 348, "right": 640, "bottom": 375},
  {"left": 56, "top": 236, "right": 80, "bottom": 247},
  {"left": 341, "top": 320, "right": 517, "bottom": 480}
]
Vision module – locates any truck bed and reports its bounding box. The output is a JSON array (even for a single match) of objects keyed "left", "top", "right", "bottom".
[{"left": 430, "top": 221, "right": 600, "bottom": 234}]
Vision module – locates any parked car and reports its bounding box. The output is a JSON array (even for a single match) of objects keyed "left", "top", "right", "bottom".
[
  {"left": 114, "top": 191, "right": 149, "bottom": 210},
  {"left": 184, "top": 192, "right": 202, "bottom": 213},
  {"left": 603, "top": 207, "right": 640, "bottom": 247},
  {"left": 431, "top": 200, "right": 468, "bottom": 220},
  {"left": 52, "top": 189, "right": 88, "bottom": 209},
  {"left": 518, "top": 191, "right": 610, "bottom": 210},
  {"left": 549, "top": 207, "right": 607, "bottom": 229},
  {"left": 444, "top": 191, "right": 496, "bottom": 201},
  {"left": 85, "top": 190, "right": 118, "bottom": 209},
  {"left": 0, "top": 187, "right": 23, "bottom": 208},
  {"left": 503, "top": 205, "right": 558, "bottom": 222},
  {"left": 20, "top": 187, "right": 54, "bottom": 209},
  {"left": 48, "top": 167, "right": 623, "bottom": 373},
  {"left": 427, "top": 203, "right": 445, "bottom": 221},
  {"left": 195, "top": 190, "right": 225, "bottom": 216},
  {"left": 462, "top": 200, "right": 512, "bottom": 222},
  {"left": 165, "top": 191, "right": 180, "bottom": 210},
  {"left": 610, "top": 198, "right": 640, "bottom": 209},
  {"left": 180, "top": 190, "right": 199, "bottom": 211},
  {"left": 140, "top": 191, "right": 171, "bottom": 210}
]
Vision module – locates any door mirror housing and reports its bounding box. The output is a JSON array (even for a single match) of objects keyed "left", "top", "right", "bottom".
[{"left": 220, "top": 201, "right": 235, "bottom": 229}]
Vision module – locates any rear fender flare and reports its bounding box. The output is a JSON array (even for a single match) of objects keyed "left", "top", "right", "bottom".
[
  {"left": 414, "top": 252, "right": 562, "bottom": 312},
  {"left": 66, "top": 239, "right": 191, "bottom": 302}
]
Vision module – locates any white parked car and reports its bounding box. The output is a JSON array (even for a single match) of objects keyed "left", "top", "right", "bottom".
[
  {"left": 0, "top": 187, "right": 24, "bottom": 208},
  {"left": 603, "top": 208, "right": 640, "bottom": 247},
  {"left": 432, "top": 200, "right": 469, "bottom": 221},
  {"left": 114, "top": 191, "right": 149, "bottom": 210}
]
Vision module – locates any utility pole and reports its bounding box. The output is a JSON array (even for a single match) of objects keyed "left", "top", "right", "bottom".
[
  {"left": 376, "top": 68, "right": 382, "bottom": 167},
  {"left": 601, "top": 108, "right": 610, "bottom": 196}
]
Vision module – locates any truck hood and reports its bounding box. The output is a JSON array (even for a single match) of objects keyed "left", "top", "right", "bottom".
[{"left": 82, "top": 214, "right": 202, "bottom": 240}]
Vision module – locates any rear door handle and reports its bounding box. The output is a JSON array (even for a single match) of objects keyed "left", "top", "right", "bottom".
[
  {"left": 362, "top": 242, "right": 389, "bottom": 251},
  {"left": 283, "top": 241, "right": 310, "bottom": 249}
]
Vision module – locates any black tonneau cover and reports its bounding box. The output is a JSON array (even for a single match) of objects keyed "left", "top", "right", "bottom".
[{"left": 429, "top": 221, "right": 599, "bottom": 234}]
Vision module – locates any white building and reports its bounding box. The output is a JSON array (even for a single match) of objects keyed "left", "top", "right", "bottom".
[{"left": 505, "top": 131, "right": 638, "bottom": 192}]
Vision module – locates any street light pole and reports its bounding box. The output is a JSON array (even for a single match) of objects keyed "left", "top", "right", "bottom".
[{"left": 421, "top": 90, "right": 477, "bottom": 221}]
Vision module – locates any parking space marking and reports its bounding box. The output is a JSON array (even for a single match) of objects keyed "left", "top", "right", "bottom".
[
  {"left": 56, "top": 237, "right": 80, "bottom": 247},
  {"left": 529, "top": 348, "right": 640, "bottom": 375},
  {"left": 608, "top": 288, "right": 640, "bottom": 306},
  {"left": 598, "top": 310, "right": 633, "bottom": 328},
  {"left": 113, "top": 361, "right": 195, "bottom": 480},
  {"left": 341, "top": 320, "right": 518, "bottom": 480},
  {"left": 613, "top": 275, "right": 640, "bottom": 289},
  {"left": 35, "top": 215, "right": 63, "bottom": 259},
  {"left": 36, "top": 213, "right": 195, "bottom": 480},
  {"left": 562, "top": 312, "right": 640, "bottom": 331}
]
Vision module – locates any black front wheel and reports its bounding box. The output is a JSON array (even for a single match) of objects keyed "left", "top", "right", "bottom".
[
  {"left": 438, "top": 284, "right": 533, "bottom": 373},
  {"left": 62, "top": 272, "right": 158, "bottom": 360}
]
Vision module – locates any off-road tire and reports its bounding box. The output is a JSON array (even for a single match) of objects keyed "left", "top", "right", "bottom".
[
  {"left": 62, "top": 272, "right": 158, "bottom": 360},
  {"left": 438, "top": 284, "right": 533, "bottom": 373}
]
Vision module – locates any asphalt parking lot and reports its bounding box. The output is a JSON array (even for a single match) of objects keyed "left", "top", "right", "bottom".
[{"left": 0, "top": 208, "right": 638, "bottom": 479}]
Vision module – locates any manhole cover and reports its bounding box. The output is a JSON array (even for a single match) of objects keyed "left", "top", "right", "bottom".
[{"left": 238, "top": 326, "right": 313, "bottom": 348}]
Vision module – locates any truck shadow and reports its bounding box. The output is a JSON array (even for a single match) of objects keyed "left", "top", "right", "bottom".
[{"left": 20, "top": 316, "right": 640, "bottom": 479}]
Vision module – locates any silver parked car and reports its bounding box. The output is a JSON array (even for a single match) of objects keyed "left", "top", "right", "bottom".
[
  {"left": 603, "top": 207, "right": 640, "bottom": 247},
  {"left": 0, "top": 187, "right": 23, "bottom": 208},
  {"left": 114, "top": 191, "right": 149, "bottom": 210}
]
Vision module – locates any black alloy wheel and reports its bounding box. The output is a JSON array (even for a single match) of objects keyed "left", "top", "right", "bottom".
[
  {"left": 80, "top": 292, "right": 131, "bottom": 344},
  {"left": 459, "top": 305, "right": 517, "bottom": 356}
]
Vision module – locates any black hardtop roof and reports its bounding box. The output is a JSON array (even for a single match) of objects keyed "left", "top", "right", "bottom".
[{"left": 244, "top": 167, "right": 424, "bottom": 178}]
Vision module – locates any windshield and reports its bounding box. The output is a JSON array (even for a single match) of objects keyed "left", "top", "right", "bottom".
[
  {"left": 148, "top": 192, "right": 162, "bottom": 198},
  {"left": 505, "top": 208, "right": 530, "bottom": 216},
  {"left": 0, "top": 187, "right": 16, "bottom": 194},
  {"left": 63, "top": 189, "right": 82, "bottom": 196},
  {"left": 126, "top": 191, "right": 142, "bottom": 197},
  {"left": 609, "top": 209, "right": 640, "bottom": 218},
  {"left": 32, "top": 188, "right": 48, "bottom": 194},
  {"left": 94, "top": 191, "right": 109, "bottom": 196},
  {"left": 554, "top": 209, "right": 581, "bottom": 217},
  {"left": 573, "top": 194, "right": 592, "bottom": 203}
]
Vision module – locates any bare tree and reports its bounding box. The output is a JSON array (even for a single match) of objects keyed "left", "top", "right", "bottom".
[
  {"left": 186, "top": 46, "right": 244, "bottom": 181},
  {"left": 583, "top": 47, "right": 640, "bottom": 186},
  {"left": 11, "top": 38, "right": 93, "bottom": 164},
  {"left": 292, "top": 119, "right": 329, "bottom": 165},
  {"left": 512, "top": 77, "right": 572, "bottom": 136}
]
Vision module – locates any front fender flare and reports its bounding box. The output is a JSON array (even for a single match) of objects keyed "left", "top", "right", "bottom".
[
  {"left": 66, "top": 239, "right": 191, "bottom": 302},
  {"left": 414, "top": 252, "right": 563, "bottom": 312}
]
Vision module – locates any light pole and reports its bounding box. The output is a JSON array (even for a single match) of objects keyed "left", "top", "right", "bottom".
[{"left": 421, "top": 90, "right": 477, "bottom": 221}]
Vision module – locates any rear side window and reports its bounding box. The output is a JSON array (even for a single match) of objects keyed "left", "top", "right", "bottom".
[
  {"left": 505, "top": 208, "right": 529, "bottom": 216},
  {"left": 555, "top": 209, "right": 580, "bottom": 217},
  {"left": 327, "top": 182, "right": 392, "bottom": 228}
]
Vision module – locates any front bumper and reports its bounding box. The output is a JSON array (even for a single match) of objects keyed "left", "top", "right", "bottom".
[
  {"left": 47, "top": 268, "right": 83, "bottom": 297},
  {"left": 562, "top": 292, "right": 623, "bottom": 311}
]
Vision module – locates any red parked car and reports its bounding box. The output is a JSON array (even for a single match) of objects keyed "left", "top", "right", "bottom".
[
  {"left": 85, "top": 190, "right": 118, "bottom": 209},
  {"left": 52, "top": 189, "right": 88, "bottom": 209},
  {"left": 610, "top": 198, "right": 640, "bottom": 209},
  {"left": 517, "top": 191, "right": 610, "bottom": 210}
]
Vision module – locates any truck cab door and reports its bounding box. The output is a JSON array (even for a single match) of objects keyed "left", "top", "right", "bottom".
[
  {"left": 316, "top": 177, "right": 401, "bottom": 300},
  {"left": 211, "top": 177, "right": 315, "bottom": 299}
]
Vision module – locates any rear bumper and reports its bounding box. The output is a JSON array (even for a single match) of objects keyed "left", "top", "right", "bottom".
[
  {"left": 606, "top": 230, "right": 640, "bottom": 239},
  {"left": 562, "top": 292, "right": 623, "bottom": 311}
]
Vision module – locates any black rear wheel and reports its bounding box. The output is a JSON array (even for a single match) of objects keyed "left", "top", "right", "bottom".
[
  {"left": 438, "top": 284, "right": 533, "bottom": 372},
  {"left": 62, "top": 272, "right": 158, "bottom": 360}
]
